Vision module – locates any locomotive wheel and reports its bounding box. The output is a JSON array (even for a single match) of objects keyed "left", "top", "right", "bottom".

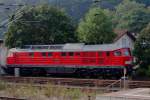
[{"left": 75, "top": 69, "right": 90, "bottom": 78}]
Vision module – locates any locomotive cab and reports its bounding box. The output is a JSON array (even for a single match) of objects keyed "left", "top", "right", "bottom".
[
  {"left": 7, "top": 49, "right": 16, "bottom": 64},
  {"left": 113, "top": 48, "right": 133, "bottom": 66},
  {"left": 123, "top": 48, "right": 133, "bottom": 65}
]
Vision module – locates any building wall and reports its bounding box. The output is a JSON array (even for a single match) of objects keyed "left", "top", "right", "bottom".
[
  {"left": 0, "top": 43, "right": 7, "bottom": 75},
  {"left": 0, "top": 45, "right": 7, "bottom": 66},
  {"left": 114, "top": 34, "right": 134, "bottom": 50}
]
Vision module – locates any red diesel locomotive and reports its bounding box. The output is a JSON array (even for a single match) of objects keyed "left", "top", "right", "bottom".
[{"left": 6, "top": 43, "right": 133, "bottom": 78}]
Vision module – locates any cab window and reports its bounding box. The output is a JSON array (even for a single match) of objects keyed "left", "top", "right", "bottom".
[
  {"left": 114, "top": 51, "right": 121, "bottom": 56},
  {"left": 123, "top": 49, "right": 130, "bottom": 56}
]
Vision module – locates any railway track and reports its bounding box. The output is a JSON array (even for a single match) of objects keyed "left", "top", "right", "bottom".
[
  {"left": 0, "top": 96, "right": 26, "bottom": 100},
  {"left": 1, "top": 77, "right": 150, "bottom": 100},
  {"left": 0, "top": 76, "right": 117, "bottom": 87},
  {"left": 0, "top": 76, "right": 150, "bottom": 89}
]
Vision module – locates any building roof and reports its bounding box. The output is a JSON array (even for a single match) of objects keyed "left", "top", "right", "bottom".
[{"left": 114, "top": 30, "right": 136, "bottom": 42}]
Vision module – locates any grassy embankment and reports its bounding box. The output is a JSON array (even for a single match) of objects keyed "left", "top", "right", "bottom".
[{"left": 0, "top": 81, "right": 99, "bottom": 100}]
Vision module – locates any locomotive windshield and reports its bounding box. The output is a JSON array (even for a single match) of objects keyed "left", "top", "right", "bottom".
[
  {"left": 114, "top": 51, "right": 121, "bottom": 56},
  {"left": 114, "top": 49, "right": 131, "bottom": 56},
  {"left": 123, "top": 49, "right": 130, "bottom": 56}
]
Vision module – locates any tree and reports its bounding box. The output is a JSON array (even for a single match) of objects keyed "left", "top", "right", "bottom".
[
  {"left": 77, "top": 7, "right": 116, "bottom": 44},
  {"left": 114, "top": 0, "right": 150, "bottom": 33},
  {"left": 133, "top": 23, "right": 150, "bottom": 76},
  {"left": 132, "top": 0, "right": 150, "bottom": 6},
  {"left": 134, "top": 23, "right": 150, "bottom": 66},
  {"left": 5, "top": 5, "right": 76, "bottom": 48}
]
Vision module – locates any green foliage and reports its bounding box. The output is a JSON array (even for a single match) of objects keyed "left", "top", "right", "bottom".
[
  {"left": 146, "top": 65, "right": 150, "bottom": 77},
  {"left": 0, "top": 81, "right": 7, "bottom": 91},
  {"left": 134, "top": 23, "right": 150, "bottom": 66},
  {"left": 133, "top": 23, "right": 150, "bottom": 76},
  {"left": 77, "top": 7, "right": 116, "bottom": 44},
  {"left": 114, "top": 0, "right": 150, "bottom": 33},
  {"left": 132, "top": 0, "right": 150, "bottom": 6},
  {"left": 0, "top": 0, "right": 122, "bottom": 24},
  {"left": 135, "top": 67, "right": 147, "bottom": 77},
  {"left": 5, "top": 5, "right": 76, "bottom": 48},
  {"left": 11, "top": 85, "right": 40, "bottom": 98},
  {"left": 2, "top": 83, "right": 96, "bottom": 99},
  {"left": 38, "top": 83, "right": 84, "bottom": 99},
  {"left": 44, "top": 85, "right": 81, "bottom": 99}
]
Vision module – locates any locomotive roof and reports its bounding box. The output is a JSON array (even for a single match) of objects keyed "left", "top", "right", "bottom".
[{"left": 10, "top": 43, "right": 127, "bottom": 52}]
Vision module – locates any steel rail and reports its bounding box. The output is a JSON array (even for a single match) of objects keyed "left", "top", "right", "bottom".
[
  {"left": 0, "top": 76, "right": 116, "bottom": 87},
  {"left": 1, "top": 76, "right": 150, "bottom": 89}
]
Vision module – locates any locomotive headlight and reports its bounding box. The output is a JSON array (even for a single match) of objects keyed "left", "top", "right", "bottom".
[{"left": 125, "top": 61, "right": 132, "bottom": 64}]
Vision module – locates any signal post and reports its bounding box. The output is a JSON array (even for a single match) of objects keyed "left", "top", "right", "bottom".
[
  {"left": 123, "top": 67, "right": 128, "bottom": 90},
  {"left": 14, "top": 68, "right": 20, "bottom": 77}
]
